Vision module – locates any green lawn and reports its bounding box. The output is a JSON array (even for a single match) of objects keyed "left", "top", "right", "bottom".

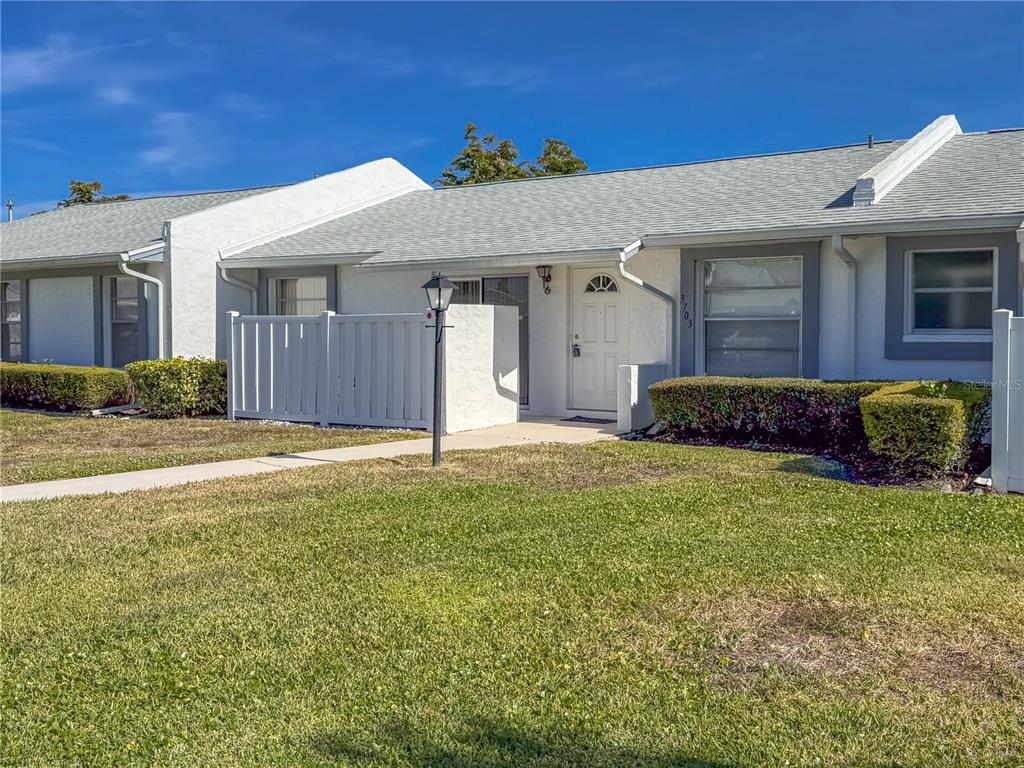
[
  {"left": 3, "top": 441, "right": 1023, "bottom": 766},
  {"left": 0, "top": 409, "right": 422, "bottom": 485}
]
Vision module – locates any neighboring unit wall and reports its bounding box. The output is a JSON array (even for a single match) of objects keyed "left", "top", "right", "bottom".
[
  {"left": 815, "top": 231, "right": 1015, "bottom": 382},
  {"left": 173, "top": 159, "right": 429, "bottom": 358},
  {"left": 818, "top": 231, "right": 1018, "bottom": 382},
  {"left": 27, "top": 276, "right": 95, "bottom": 366}
]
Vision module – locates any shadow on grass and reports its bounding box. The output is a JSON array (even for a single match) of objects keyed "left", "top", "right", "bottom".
[
  {"left": 311, "top": 716, "right": 738, "bottom": 767},
  {"left": 775, "top": 455, "right": 848, "bottom": 481}
]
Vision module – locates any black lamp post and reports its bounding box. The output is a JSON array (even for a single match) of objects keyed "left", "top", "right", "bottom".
[{"left": 422, "top": 274, "right": 455, "bottom": 466}]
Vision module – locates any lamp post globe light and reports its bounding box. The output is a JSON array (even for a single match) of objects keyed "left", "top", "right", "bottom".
[{"left": 422, "top": 274, "right": 456, "bottom": 466}]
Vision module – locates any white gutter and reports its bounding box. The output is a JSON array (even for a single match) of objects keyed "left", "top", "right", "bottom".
[
  {"left": 831, "top": 234, "right": 858, "bottom": 378},
  {"left": 3, "top": 253, "right": 126, "bottom": 271},
  {"left": 218, "top": 264, "right": 258, "bottom": 314},
  {"left": 1017, "top": 220, "right": 1024, "bottom": 312},
  {"left": 353, "top": 246, "right": 627, "bottom": 273},
  {"left": 119, "top": 249, "right": 166, "bottom": 359},
  {"left": 617, "top": 239, "right": 678, "bottom": 375},
  {"left": 641, "top": 214, "right": 1023, "bottom": 248},
  {"left": 220, "top": 252, "right": 375, "bottom": 270}
]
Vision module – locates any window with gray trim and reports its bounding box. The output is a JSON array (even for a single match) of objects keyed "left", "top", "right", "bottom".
[
  {"left": 907, "top": 249, "right": 994, "bottom": 334},
  {"left": 272, "top": 277, "right": 328, "bottom": 315},
  {"left": 1, "top": 280, "right": 24, "bottom": 362},
  {"left": 701, "top": 256, "right": 802, "bottom": 377},
  {"left": 110, "top": 276, "right": 140, "bottom": 369},
  {"left": 680, "top": 241, "right": 820, "bottom": 378}
]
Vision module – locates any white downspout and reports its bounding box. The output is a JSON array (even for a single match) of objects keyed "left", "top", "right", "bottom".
[
  {"left": 831, "top": 234, "right": 858, "bottom": 379},
  {"left": 218, "top": 263, "right": 258, "bottom": 314},
  {"left": 119, "top": 254, "right": 166, "bottom": 359},
  {"left": 1016, "top": 222, "right": 1023, "bottom": 312},
  {"left": 617, "top": 242, "right": 678, "bottom": 375}
]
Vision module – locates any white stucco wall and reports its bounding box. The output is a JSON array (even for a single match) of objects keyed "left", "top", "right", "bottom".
[
  {"left": 338, "top": 263, "right": 569, "bottom": 416},
  {"left": 443, "top": 304, "right": 519, "bottom": 432},
  {"left": 338, "top": 264, "right": 431, "bottom": 314},
  {"left": 622, "top": 246, "right": 681, "bottom": 367},
  {"left": 336, "top": 250, "right": 681, "bottom": 418},
  {"left": 27, "top": 276, "right": 95, "bottom": 366},
  {"left": 528, "top": 264, "right": 571, "bottom": 416},
  {"left": 171, "top": 158, "right": 429, "bottom": 358}
]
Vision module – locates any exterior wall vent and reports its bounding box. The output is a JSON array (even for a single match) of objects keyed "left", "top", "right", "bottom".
[{"left": 852, "top": 115, "right": 962, "bottom": 207}]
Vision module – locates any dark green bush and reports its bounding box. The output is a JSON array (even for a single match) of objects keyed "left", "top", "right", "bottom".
[
  {"left": 0, "top": 362, "right": 133, "bottom": 411},
  {"left": 126, "top": 358, "right": 226, "bottom": 418},
  {"left": 860, "top": 381, "right": 990, "bottom": 477},
  {"left": 648, "top": 376, "right": 888, "bottom": 454}
]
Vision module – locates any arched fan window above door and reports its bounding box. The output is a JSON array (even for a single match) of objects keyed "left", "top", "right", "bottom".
[{"left": 584, "top": 274, "right": 618, "bottom": 293}]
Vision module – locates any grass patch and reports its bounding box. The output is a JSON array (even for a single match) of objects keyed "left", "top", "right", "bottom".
[
  {"left": 3, "top": 441, "right": 1023, "bottom": 766},
  {"left": 0, "top": 409, "right": 422, "bottom": 484}
]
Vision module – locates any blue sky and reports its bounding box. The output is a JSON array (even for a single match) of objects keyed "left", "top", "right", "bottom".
[{"left": 2, "top": 1, "right": 1022, "bottom": 217}]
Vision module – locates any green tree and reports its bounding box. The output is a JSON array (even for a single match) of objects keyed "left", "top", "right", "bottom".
[
  {"left": 435, "top": 124, "right": 530, "bottom": 186},
  {"left": 528, "top": 138, "right": 589, "bottom": 177},
  {"left": 57, "top": 180, "right": 130, "bottom": 208},
  {"left": 436, "top": 124, "right": 588, "bottom": 186}
]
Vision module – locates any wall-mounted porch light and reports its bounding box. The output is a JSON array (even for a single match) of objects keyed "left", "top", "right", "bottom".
[{"left": 535, "top": 265, "right": 552, "bottom": 294}]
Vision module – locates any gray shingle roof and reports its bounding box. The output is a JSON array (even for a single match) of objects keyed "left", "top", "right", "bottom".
[
  {"left": 234, "top": 130, "right": 1024, "bottom": 266},
  {"left": 0, "top": 186, "right": 283, "bottom": 264}
]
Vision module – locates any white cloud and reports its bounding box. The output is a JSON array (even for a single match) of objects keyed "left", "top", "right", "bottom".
[
  {"left": 4, "top": 136, "right": 70, "bottom": 155},
  {"left": 438, "top": 61, "right": 545, "bottom": 92},
  {"left": 138, "top": 111, "right": 220, "bottom": 173},
  {"left": 219, "top": 92, "right": 270, "bottom": 120},
  {"left": 2, "top": 33, "right": 149, "bottom": 93},
  {"left": 97, "top": 84, "right": 138, "bottom": 106},
  {"left": 614, "top": 60, "right": 691, "bottom": 88},
  {"left": 334, "top": 46, "right": 419, "bottom": 79}
]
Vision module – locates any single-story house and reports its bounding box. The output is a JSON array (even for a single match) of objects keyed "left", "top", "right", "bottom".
[{"left": 2, "top": 114, "right": 1022, "bottom": 421}]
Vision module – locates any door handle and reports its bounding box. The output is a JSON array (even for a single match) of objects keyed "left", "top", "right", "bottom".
[{"left": 572, "top": 343, "right": 581, "bottom": 358}]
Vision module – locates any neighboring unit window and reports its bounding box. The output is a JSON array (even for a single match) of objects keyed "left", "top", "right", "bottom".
[
  {"left": 702, "top": 256, "right": 802, "bottom": 377},
  {"left": 111, "top": 277, "right": 140, "bottom": 369},
  {"left": 908, "top": 250, "right": 994, "bottom": 334},
  {"left": 1, "top": 280, "right": 23, "bottom": 362},
  {"left": 273, "top": 277, "right": 328, "bottom": 315},
  {"left": 450, "top": 279, "right": 482, "bottom": 305}
]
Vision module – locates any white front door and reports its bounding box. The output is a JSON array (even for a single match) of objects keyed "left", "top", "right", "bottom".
[{"left": 570, "top": 270, "right": 626, "bottom": 411}]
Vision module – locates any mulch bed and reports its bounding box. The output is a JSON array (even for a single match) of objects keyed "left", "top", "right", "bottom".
[{"left": 631, "top": 427, "right": 989, "bottom": 492}]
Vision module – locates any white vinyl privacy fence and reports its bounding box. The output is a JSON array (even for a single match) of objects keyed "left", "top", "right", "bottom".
[
  {"left": 226, "top": 305, "right": 519, "bottom": 433},
  {"left": 992, "top": 309, "right": 1024, "bottom": 493},
  {"left": 227, "top": 311, "right": 434, "bottom": 429}
]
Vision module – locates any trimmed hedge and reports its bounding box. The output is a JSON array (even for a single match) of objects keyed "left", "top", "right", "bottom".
[
  {"left": 0, "top": 362, "right": 133, "bottom": 411},
  {"left": 126, "top": 358, "right": 227, "bottom": 418},
  {"left": 648, "top": 376, "right": 888, "bottom": 454},
  {"left": 860, "top": 381, "right": 990, "bottom": 477}
]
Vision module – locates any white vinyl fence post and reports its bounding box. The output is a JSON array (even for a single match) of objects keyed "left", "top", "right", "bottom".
[
  {"left": 226, "top": 311, "right": 240, "bottom": 421},
  {"left": 991, "top": 310, "right": 1012, "bottom": 493},
  {"left": 319, "top": 310, "right": 336, "bottom": 426}
]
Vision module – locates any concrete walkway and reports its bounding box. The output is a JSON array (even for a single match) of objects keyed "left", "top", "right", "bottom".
[{"left": 0, "top": 418, "right": 617, "bottom": 503}]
